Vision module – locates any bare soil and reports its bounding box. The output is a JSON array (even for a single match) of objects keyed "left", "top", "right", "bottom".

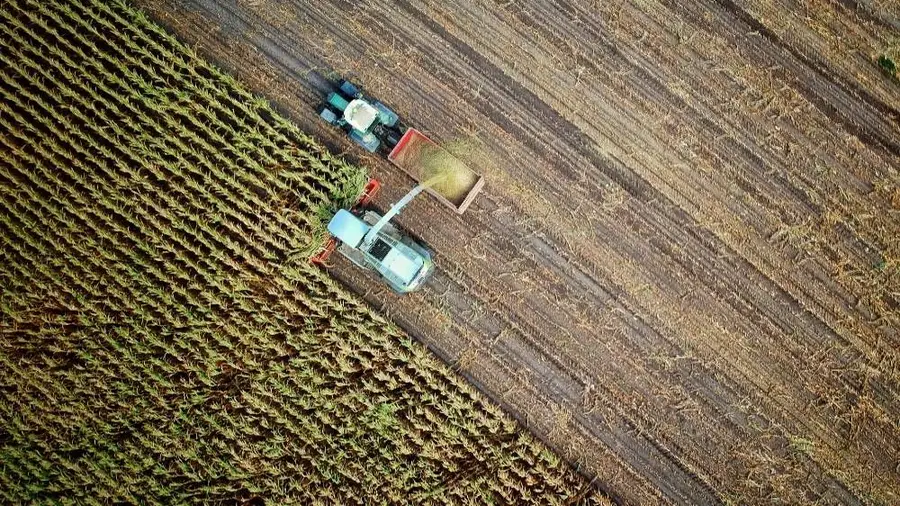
[{"left": 134, "top": 0, "right": 900, "bottom": 504}]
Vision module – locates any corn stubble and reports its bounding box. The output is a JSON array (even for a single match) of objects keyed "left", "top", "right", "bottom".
[{"left": 0, "top": 0, "right": 605, "bottom": 504}]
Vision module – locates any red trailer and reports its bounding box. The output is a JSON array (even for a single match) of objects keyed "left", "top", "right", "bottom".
[{"left": 387, "top": 128, "right": 484, "bottom": 214}]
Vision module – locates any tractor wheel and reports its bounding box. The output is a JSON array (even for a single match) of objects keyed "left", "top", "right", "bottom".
[
  {"left": 319, "top": 108, "right": 338, "bottom": 124},
  {"left": 338, "top": 79, "right": 361, "bottom": 98}
]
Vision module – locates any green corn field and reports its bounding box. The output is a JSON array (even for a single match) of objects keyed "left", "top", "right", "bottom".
[{"left": 0, "top": 0, "right": 605, "bottom": 503}]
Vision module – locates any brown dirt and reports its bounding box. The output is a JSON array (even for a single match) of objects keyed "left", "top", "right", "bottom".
[{"left": 134, "top": 0, "right": 900, "bottom": 504}]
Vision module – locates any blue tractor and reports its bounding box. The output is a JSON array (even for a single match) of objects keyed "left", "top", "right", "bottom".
[{"left": 319, "top": 79, "right": 405, "bottom": 152}]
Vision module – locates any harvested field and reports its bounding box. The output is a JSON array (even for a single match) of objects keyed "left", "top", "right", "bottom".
[
  {"left": 135, "top": 0, "right": 900, "bottom": 504},
  {"left": 0, "top": 0, "right": 606, "bottom": 503}
]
